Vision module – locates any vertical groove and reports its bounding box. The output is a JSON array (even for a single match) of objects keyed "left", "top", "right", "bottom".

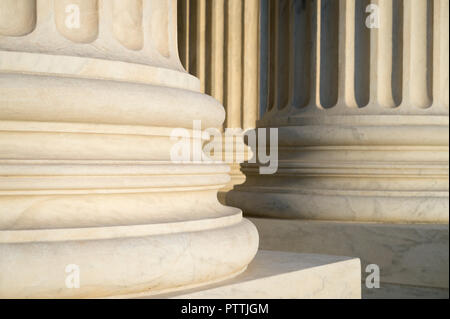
[
  {"left": 0, "top": 0, "right": 36, "bottom": 36},
  {"left": 434, "top": 0, "right": 449, "bottom": 109},
  {"left": 210, "top": 0, "right": 225, "bottom": 105},
  {"left": 187, "top": 0, "right": 198, "bottom": 75},
  {"left": 338, "top": 0, "right": 370, "bottom": 109},
  {"left": 368, "top": 0, "right": 379, "bottom": 106},
  {"left": 377, "top": 0, "right": 394, "bottom": 107},
  {"left": 405, "top": 0, "right": 433, "bottom": 108},
  {"left": 292, "top": 0, "right": 312, "bottom": 109},
  {"left": 188, "top": 0, "right": 206, "bottom": 91},
  {"left": 310, "top": 0, "right": 320, "bottom": 107},
  {"left": 243, "top": 0, "right": 260, "bottom": 129},
  {"left": 54, "top": 0, "right": 99, "bottom": 44},
  {"left": 391, "top": 0, "right": 404, "bottom": 107},
  {"left": 197, "top": 0, "right": 206, "bottom": 91},
  {"left": 260, "top": 0, "right": 269, "bottom": 116},
  {"left": 275, "top": 0, "right": 292, "bottom": 110},
  {"left": 317, "top": 0, "right": 339, "bottom": 109},
  {"left": 149, "top": 0, "right": 170, "bottom": 57},
  {"left": 177, "top": 0, "right": 190, "bottom": 71},
  {"left": 170, "top": 0, "right": 179, "bottom": 61},
  {"left": 205, "top": 0, "right": 212, "bottom": 96},
  {"left": 377, "top": 0, "right": 403, "bottom": 107},
  {"left": 176, "top": 0, "right": 261, "bottom": 129},
  {"left": 353, "top": 0, "right": 370, "bottom": 107},
  {"left": 267, "top": 0, "right": 277, "bottom": 112},
  {"left": 112, "top": 0, "right": 143, "bottom": 50},
  {"left": 226, "top": 0, "right": 243, "bottom": 128},
  {"left": 338, "top": 0, "right": 353, "bottom": 107}
]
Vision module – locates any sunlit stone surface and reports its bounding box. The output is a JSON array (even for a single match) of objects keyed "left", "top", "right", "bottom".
[
  {"left": 0, "top": 0, "right": 259, "bottom": 298},
  {"left": 228, "top": 0, "right": 449, "bottom": 298}
]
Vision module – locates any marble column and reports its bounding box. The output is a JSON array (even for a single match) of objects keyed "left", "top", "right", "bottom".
[
  {"left": 227, "top": 0, "right": 449, "bottom": 297},
  {"left": 229, "top": 0, "right": 448, "bottom": 224},
  {"left": 177, "top": 0, "right": 260, "bottom": 196},
  {"left": 0, "top": 0, "right": 258, "bottom": 298}
]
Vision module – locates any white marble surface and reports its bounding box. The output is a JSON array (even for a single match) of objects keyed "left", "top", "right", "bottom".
[
  {"left": 0, "top": 1, "right": 260, "bottom": 298},
  {"left": 138, "top": 250, "right": 361, "bottom": 299},
  {"left": 250, "top": 218, "right": 449, "bottom": 290}
]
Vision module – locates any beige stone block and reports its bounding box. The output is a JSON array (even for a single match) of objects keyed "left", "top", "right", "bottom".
[
  {"left": 249, "top": 218, "right": 449, "bottom": 290},
  {"left": 136, "top": 250, "right": 361, "bottom": 299}
]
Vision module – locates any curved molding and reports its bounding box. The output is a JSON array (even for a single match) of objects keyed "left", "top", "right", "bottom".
[
  {"left": 0, "top": 220, "right": 258, "bottom": 298},
  {"left": 272, "top": 121, "right": 449, "bottom": 147},
  {"left": 0, "top": 74, "right": 223, "bottom": 129},
  {"left": 0, "top": 213, "right": 243, "bottom": 242},
  {"left": 231, "top": 120, "right": 448, "bottom": 224},
  {"left": 0, "top": 51, "right": 199, "bottom": 91},
  {"left": 227, "top": 190, "right": 448, "bottom": 223}
]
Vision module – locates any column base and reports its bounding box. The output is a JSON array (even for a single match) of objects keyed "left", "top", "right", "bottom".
[
  {"left": 0, "top": 219, "right": 258, "bottom": 299},
  {"left": 249, "top": 218, "right": 449, "bottom": 298},
  {"left": 135, "top": 250, "right": 361, "bottom": 299}
]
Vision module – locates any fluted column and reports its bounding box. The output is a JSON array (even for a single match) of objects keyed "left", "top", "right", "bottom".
[
  {"left": 177, "top": 0, "right": 260, "bottom": 194},
  {"left": 0, "top": 0, "right": 258, "bottom": 298},
  {"left": 229, "top": 0, "right": 449, "bottom": 224}
]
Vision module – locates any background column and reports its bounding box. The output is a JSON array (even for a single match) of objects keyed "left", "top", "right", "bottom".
[
  {"left": 177, "top": 0, "right": 260, "bottom": 198},
  {"left": 228, "top": 0, "right": 449, "bottom": 298}
]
